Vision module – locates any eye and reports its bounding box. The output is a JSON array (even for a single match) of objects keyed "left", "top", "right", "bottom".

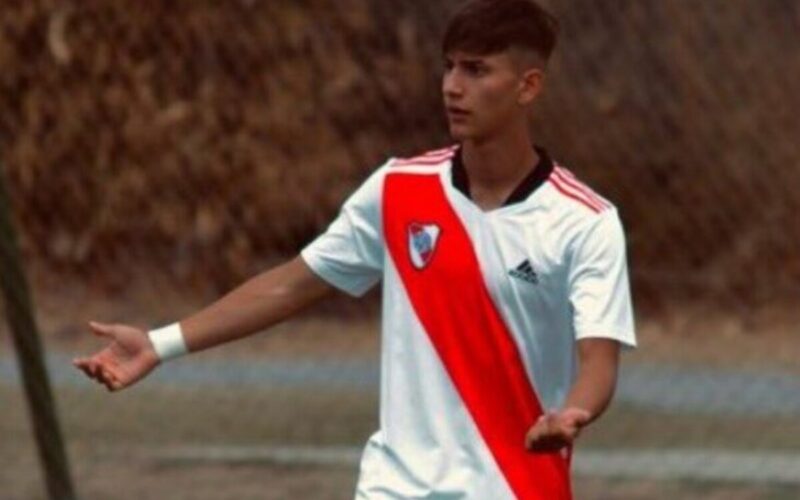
[
  {"left": 443, "top": 59, "right": 455, "bottom": 72},
  {"left": 463, "top": 61, "right": 488, "bottom": 76}
]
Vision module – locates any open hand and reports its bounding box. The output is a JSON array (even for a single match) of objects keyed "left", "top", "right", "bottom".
[
  {"left": 525, "top": 407, "right": 591, "bottom": 452},
  {"left": 72, "top": 321, "right": 160, "bottom": 391}
]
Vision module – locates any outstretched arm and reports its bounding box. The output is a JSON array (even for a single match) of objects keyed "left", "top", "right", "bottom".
[
  {"left": 180, "top": 256, "right": 334, "bottom": 352},
  {"left": 525, "top": 338, "right": 620, "bottom": 452},
  {"left": 73, "top": 256, "right": 334, "bottom": 391}
]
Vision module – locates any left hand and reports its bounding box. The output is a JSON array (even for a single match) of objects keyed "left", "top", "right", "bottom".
[{"left": 525, "top": 407, "right": 591, "bottom": 452}]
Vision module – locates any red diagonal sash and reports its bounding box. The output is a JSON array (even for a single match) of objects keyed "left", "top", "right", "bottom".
[{"left": 383, "top": 172, "right": 571, "bottom": 500}]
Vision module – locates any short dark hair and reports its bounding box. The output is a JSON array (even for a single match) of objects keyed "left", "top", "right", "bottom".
[{"left": 442, "top": 0, "right": 559, "bottom": 63}]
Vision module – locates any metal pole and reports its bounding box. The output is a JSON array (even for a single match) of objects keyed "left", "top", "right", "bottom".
[{"left": 0, "top": 164, "right": 77, "bottom": 500}]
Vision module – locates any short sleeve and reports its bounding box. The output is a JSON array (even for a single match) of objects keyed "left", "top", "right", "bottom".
[
  {"left": 567, "top": 209, "right": 636, "bottom": 348},
  {"left": 300, "top": 164, "right": 386, "bottom": 297}
]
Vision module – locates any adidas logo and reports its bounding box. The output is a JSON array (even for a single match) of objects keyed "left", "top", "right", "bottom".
[{"left": 509, "top": 259, "right": 539, "bottom": 284}]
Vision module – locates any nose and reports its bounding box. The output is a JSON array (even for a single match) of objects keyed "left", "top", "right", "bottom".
[{"left": 442, "top": 69, "right": 463, "bottom": 101}]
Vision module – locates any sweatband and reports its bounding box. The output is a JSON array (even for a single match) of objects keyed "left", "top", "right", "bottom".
[{"left": 148, "top": 322, "right": 188, "bottom": 361}]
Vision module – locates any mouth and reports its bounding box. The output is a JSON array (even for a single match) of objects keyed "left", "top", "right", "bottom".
[{"left": 446, "top": 106, "right": 471, "bottom": 121}]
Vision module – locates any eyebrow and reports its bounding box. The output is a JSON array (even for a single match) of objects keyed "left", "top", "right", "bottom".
[{"left": 445, "top": 56, "right": 490, "bottom": 66}]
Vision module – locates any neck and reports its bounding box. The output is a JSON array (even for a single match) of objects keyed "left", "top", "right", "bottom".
[{"left": 461, "top": 126, "right": 538, "bottom": 189}]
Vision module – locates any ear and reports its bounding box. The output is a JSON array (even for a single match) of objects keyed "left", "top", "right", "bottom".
[{"left": 517, "top": 68, "right": 544, "bottom": 106}]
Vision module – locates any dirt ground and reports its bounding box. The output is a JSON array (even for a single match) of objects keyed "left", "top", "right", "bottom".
[
  {"left": 3, "top": 387, "right": 800, "bottom": 500},
  {"left": 4, "top": 285, "right": 800, "bottom": 499},
  {"left": 3, "top": 453, "right": 798, "bottom": 500}
]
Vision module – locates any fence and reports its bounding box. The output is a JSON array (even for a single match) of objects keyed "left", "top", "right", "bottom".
[{"left": 1, "top": 1, "right": 799, "bottom": 498}]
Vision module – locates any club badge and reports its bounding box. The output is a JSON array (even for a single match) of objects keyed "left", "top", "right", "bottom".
[{"left": 408, "top": 223, "right": 441, "bottom": 270}]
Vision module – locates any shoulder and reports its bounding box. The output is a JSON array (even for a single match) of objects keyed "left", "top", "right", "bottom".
[
  {"left": 387, "top": 145, "right": 459, "bottom": 172},
  {"left": 541, "top": 161, "right": 626, "bottom": 248},
  {"left": 544, "top": 162, "right": 617, "bottom": 219},
  {"left": 343, "top": 145, "right": 458, "bottom": 205}
]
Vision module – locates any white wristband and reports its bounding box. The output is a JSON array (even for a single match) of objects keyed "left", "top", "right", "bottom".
[{"left": 148, "top": 323, "right": 188, "bottom": 361}]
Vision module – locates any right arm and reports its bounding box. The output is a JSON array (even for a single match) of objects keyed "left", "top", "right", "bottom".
[
  {"left": 73, "top": 256, "right": 334, "bottom": 391},
  {"left": 76, "top": 160, "right": 390, "bottom": 391},
  {"left": 181, "top": 256, "right": 333, "bottom": 353}
]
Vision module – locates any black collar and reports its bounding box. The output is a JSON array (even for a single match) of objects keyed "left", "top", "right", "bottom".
[{"left": 451, "top": 146, "right": 554, "bottom": 207}]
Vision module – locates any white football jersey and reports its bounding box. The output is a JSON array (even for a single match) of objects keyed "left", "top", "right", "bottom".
[{"left": 301, "top": 145, "right": 635, "bottom": 500}]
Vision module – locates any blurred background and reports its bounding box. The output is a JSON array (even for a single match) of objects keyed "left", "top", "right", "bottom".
[{"left": 1, "top": 0, "right": 799, "bottom": 498}]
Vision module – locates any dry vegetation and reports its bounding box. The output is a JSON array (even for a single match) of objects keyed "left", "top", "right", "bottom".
[{"left": 1, "top": 0, "right": 798, "bottom": 314}]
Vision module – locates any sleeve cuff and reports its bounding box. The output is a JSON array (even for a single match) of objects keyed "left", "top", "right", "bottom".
[
  {"left": 574, "top": 328, "right": 637, "bottom": 351},
  {"left": 300, "top": 249, "right": 376, "bottom": 297}
]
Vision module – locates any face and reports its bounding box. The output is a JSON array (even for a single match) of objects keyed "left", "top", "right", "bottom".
[{"left": 442, "top": 50, "right": 543, "bottom": 142}]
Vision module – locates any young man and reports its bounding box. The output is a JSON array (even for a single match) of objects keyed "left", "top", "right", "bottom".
[{"left": 74, "top": 0, "right": 635, "bottom": 498}]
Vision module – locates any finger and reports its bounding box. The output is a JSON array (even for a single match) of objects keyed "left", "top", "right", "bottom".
[
  {"left": 528, "top": 422, "right": 576, "bottom": 450},
  {"left": 542, "top": 413, "right": 560, "bottom": 434},
  {"left": 560, "top": 418, "right": 586, "bottom": 438},
  {"left": 88, "top": 368, "right": 104, "bottom": 384},
  {"left": 527, "top": 436, "right": 548, "bottom": 451},
  {"left": 74, "top": 357, "right": 102, "bottom": 374},
  {"left": 562, "top": 407, "right": 592, "bottom": 426},
  {"left": 73, "top": 358, "right": 90, "bottom": 370},
  {"left": 571, "top": 409, "right": 591, "bottom": 426},
  {"left": 90, "top": 361, "right": 110, "bottom": 381},
  {"left": 73, "top": 356, "right": 101, "bottom": 369},
  {"left": 101, "top": 371, "right": 123, "bottom": 391},
  {"left": 95, "top": 367, "right": 112, "bottom": 384},
  {"left": 527, "top": 436, "right": 561, "bottom": 452},
  {"left": 77, "top": 359, "right": 101, "bottom": 380},
  {"left": 526, "top": 412, "right": 557, "bottom": 445},
  {"left": 85, "top": 360, "right": 100, "bottom": 378},
  {"left": 89, "top": 321, "right": 116, "bottom": 339},
  {"left": 529, "top": 434, "right": 569, "bottom": 452},
  {"left": 96, "top": 363, "right": 117, "bottom": 381},
  {"left": 76, "top": 364, "right": 94, "bottom": 380},
  {"left": 525, "top": 431, "right": 538, "bottom": 450},
  {"left": 525, "top": 423, "right": 549, "bottom": 450},
  {"left": 101, "top": 368, "right": 119, "bottom": 386}
]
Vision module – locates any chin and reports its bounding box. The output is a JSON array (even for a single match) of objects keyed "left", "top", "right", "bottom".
[
  {"left": 450, "top": 128, "right": 493, "bottom": 145},
  {"left": 448, "top": 125, "right": 472, "bottom": 141}
]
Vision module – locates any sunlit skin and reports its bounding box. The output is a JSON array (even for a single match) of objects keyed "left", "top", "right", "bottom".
[
  {"left": 443, "top": 50, "right": 543, "bottom": 143},
  {"left": 74, "top": 48, "right": 622, "bottom": 457}
]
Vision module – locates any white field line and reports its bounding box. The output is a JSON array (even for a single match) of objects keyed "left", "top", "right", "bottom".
[{"left": 146, "top": 446, "right": 800, "bottom": 485}]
